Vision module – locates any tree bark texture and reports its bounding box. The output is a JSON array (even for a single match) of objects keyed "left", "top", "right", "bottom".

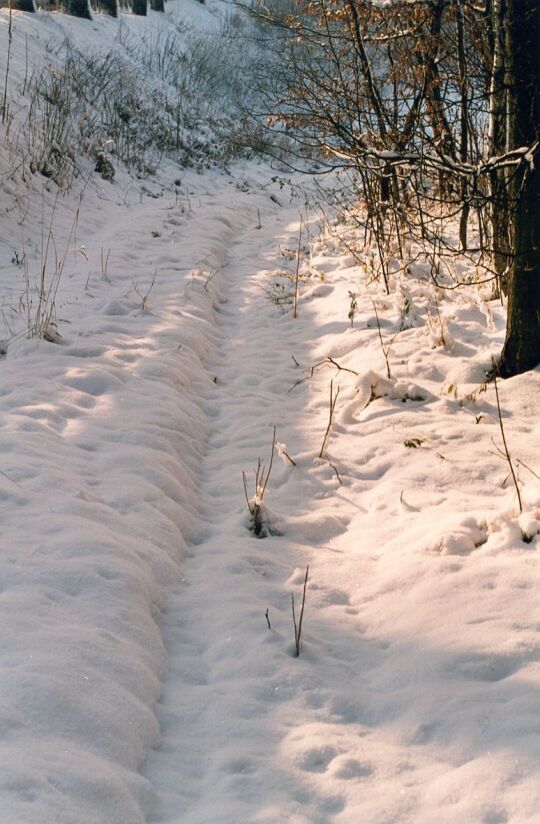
[
  {"left": 11, "top": 0, "right": 36, "bottom": 10},
  {"left": 499, "top": 0, "right": 540, "bottom": 376},
  {"left": 64, "top": 0, "right": 92, "bottom": 17},
  {"left": 101, "top": 0, "right": 118, "bottom": 16},
  {"left": 488, "top": 0, "right": 512, "bottom": 288}
]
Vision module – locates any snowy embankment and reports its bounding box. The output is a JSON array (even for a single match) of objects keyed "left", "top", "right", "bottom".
[
  {"left": 2, "top": 4, "right": 540, "bottom": 824},
  {"left": 0, "top": 160, "right": 259, "bottom": 820},
  {"left": 0, "top": 4, "right": 262, "bottom": 821}
]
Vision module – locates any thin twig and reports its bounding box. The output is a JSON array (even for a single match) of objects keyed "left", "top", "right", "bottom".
[
  {"left": 242, "top": 471, "right": 252, "bottom": 514},
  {"left": 260, "top": 426, "right": 277, "bottom": 500},
  {"left": 327, "top": 357, "right": 359, "bottom": 375},
  {"left": 292, "top": 565, "right": 309, "bottom": 657},
  {"left": 328, "top": 460, "right": 343, "bottom": 485},
  {"left": 293, "top": 219, "right": 303, "bottom": 319},
  {"left": 516, "top": 459, "right": 540, "bottom": 481},
  {"left": 204, "top": 258, "right": 229, "bottom": 291},
  {"left": 282, "top": 448, "right": 297, "bottom": 467},
  {"left": 492, "top": 365, "right": 523, "bottom": 513},
  {"left": 0, "top": 469, "right": 21, "bottom": 487},
  {"left": 133, "top": 268, "right": 157, "bottom": 313},
  {"left": 319, "top": 380, "right": 340, "bottom": 458},
  {"left": 101, "top": 247, "right": 111, "bottom": 280},
  {"left": 288, "top": 356, "right": 358, "bottom": 393},
  {"left": 370, "top": 298, "right": 394, "bottom": 380}
]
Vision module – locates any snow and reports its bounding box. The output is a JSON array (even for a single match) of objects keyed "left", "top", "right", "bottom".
[{"left": 1, "top": 3, "right": 540, "bottom": 823}]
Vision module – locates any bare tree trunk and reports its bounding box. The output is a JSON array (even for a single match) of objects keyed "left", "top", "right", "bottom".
[
  {"left": 418, "top": 0, "right": 457, "bottom": 198},
  {"left": 499, "top": 0, "right": 540, "bottom": 376},
  {"left": 423, "top": 0, "right": 456, "bottom": 163},
  {"left": 488, "top": 0, "right": 511, "bottom": 291},
  {"left": 150, "top": 0, "right": 164, "bottom": 10},
  {"left": 131, "top": 0, "right": 146, "bottom": 14},
  {"left": 64, "top": 0, "right": 92, "bottom": 17},
  {"left": 101, "top": 0, "right": 118, "bottom": 16},
  {"left": 11, "top": 0, "right": 36, "bottom": 10},
  {"left": 457, "top": 0, "right": 470, "bottom": 251}
]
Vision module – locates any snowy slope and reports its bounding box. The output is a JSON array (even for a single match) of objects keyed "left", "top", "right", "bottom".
[
  {"left": 1, "top": 4, "right": 540, "bottom": 824},
  {"left": 0, "top": 160, "right": 264, "bottom": 821}
]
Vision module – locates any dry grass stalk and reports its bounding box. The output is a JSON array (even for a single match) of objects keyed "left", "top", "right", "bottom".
[
  {"left": 293, "top": 219, "right": 303, "bottom": 319},
  {"left": 243, "top": 426, "right": 277, "bottom": 537},
  {"left": 492, "top": 363, "right": 523, "bottom": 513},
  {"left": 318, "top": 380, "right": 340, "bottom": 458},
  {"left": 292, "top": 565, "right": 309, "bottom": 657},
  {"left": 133, "top": 268, "right": 158, "bottom": 312}
]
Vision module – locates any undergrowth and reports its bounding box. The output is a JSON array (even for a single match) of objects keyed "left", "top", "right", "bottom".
[{"left": 3, "top": 17, "right": 277, "bottom": 188}]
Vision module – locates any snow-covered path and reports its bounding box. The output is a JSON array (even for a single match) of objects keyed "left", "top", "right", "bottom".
[
  {"left": 142, "top": 187, "right": 376, "bottom": 823},
  {"left": 2, "top": 4, "right": 540, "bottom": 822},
  {"left": 141, "top": 185, "right": 346, "bottom": 822},
  {"left": 141, "top": 176, "right": 540, "bottom": 824},
  {"left": 143, "top": 196, "right": 378, "bottom": 823},
  {"left": 1, "top": 156, "right": 539, "bottom": 824}
]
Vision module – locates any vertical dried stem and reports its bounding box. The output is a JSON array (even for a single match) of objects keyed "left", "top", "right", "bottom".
[
  {"left": 2, "top": 1, "right": 13, "bottom": 126},
  {"left": 260, "top": 426, "right": 277, "bottom": 499},
  {"left": 292, "top": 565, "right": 309, "bottom": 657},
  {"left": 293, "top": 219, "right": 303, "bottom": 319},
  {"left": 493, "top": 368, "right": 523, "bottom": 513},
  {"left": 243, "top": 426, "right": 278, "bottom": 536},
  {"left": 319, "top": 380, "right": 340, "bottom": 458}
]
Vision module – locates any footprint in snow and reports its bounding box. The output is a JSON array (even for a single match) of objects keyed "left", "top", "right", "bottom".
[
  {"left": 483, "top": 809, "right": 509, "bottom": 824},
  {"left": 221, "top": 757, "right": 257, "bottom": 776},
  {"left": 309, "top": 583, "right": 350, "bottom": 607},
  {"left": 333, "top": 757, "right": 374, "bottom": 780},
  {"left": 63, "top": 345, "right": 107, "bottom": 359},
  {"left": 409, "top": 721, "right": 438, "bottom": 745},
  {"left": 63, "top": 369, "right": 124, "bottom": 397},
  {"left": 298, "top": 745, "right": 338, "bottom": 773},
  {"left": 286, "top": 511, "right": 350, "bottom": 543},
  {"left": 101, "top": 299, "right": 133, "bottom": 316},
  {"left": 451, "top": 653, "right": 521, "bottom": 683}
]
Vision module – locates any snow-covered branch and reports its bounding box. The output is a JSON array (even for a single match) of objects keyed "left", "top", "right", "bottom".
[{"left": 322, "top": 139, "right": 540, "bottom": 179}]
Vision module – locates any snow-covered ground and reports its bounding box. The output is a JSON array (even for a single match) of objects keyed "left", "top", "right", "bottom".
[{"left": 1, "top": 3, "right": 540, "bottom": 823}]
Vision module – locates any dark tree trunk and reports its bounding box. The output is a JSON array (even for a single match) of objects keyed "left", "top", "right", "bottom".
[
  {"left": 11, "top": 0, "right": 36, "bottom": 10},
  {"left": 101, "top": 0, "right": 118, "bottom": 16},
  {"left": 457, "top": 0, "right": 469, "bottom": 251},
  {"left": 132, "top": 0, "right": 146, "bottom": 14},
  {"left": 423, "top": 0, "right": 457, "bottom": 164},
  {"left": 489, "top": 0, "right": 512, "bottom": 291},
  {"left": 150, "top": 0, "right": 164, "bottom": 10},
  {"left": 490, "top": 171, "right": 511, "bottom": 293},
  {"left": 499, "top": 0, "right": 540, "bottom": 377},
  {"left": 64, "top": 0, "right": 92, "bottom": 17}
]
